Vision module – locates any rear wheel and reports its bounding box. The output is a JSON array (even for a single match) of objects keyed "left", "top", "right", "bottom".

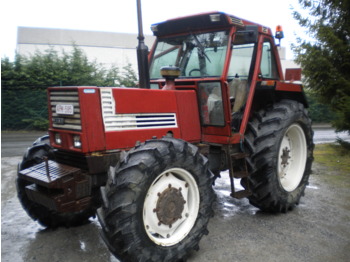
[
  {"left": 97, "top": 137, "right": 215, "bottom": 262},
  {"left": 243, "top": 100, "right": 314, "bottom": 212},
  {"left": 17, "top": 136, "right": 96, "bottom": 228}
]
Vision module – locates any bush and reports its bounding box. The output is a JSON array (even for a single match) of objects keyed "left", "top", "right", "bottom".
[{"left": 1, "top": 47, "right": 137, "bottom": 130}]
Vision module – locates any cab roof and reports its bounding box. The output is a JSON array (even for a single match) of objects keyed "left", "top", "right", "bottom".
[{"left": 151, "top": 11, "right": 271, "bottom": 37}]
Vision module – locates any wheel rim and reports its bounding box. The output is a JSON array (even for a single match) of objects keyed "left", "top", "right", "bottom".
[
  {"left": 143, "top": 168, "right": 200, "bottom": 246},
  {"left": 277, "top": 124, "right": 307, "bottom": 192}
]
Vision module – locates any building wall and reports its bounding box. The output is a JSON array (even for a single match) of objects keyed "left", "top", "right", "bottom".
[
  {"left": 17, "top": 27, "right": 156, "bottom": 73},
  {"left": 16, "top": 27, "right": 298, "bottom": 77},
  {"left": 277, "top": 46, "right": 300, "bottom": 74}
]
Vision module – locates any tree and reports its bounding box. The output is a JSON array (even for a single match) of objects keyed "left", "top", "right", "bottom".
[
  {"left": 119, "top": 63, "right": 138, "bottom": 87},
  {"left": 304, "top": 89, "right": 334, "bottom": 123},
  {"left": 1, "top": 46, "right": 137, "bottom": 130},
  {"left": 292, "top": 0, "right": 350, "bottom": 133}
]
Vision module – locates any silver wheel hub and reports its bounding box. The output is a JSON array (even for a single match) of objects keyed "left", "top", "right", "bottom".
[
  {"left": 143, "top": 168, "right": 200, "bottom": 246},
  {"left": 278, "top": 124, "right": 307, "bottom": 192}
]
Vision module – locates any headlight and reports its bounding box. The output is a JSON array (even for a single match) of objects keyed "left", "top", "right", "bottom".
[
  {"left": 151, "top": 25, "right": 158, "bottom": 32},
  {"left": 209, "top": 14, "right": 221, "bottom": 22},
  {"left": 55, "top": 133, "right": 62, "bottom": 144},
  {"left": 73, "top": 135, "right": 81, "bottom": 148}
]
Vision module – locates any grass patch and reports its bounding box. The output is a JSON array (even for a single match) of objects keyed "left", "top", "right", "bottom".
[{"left": 314, "top": 143, "right": 350, "bottom": 173}]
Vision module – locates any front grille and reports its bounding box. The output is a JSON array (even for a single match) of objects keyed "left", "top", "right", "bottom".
[{"left": 50, "top": 90, "right": 82, "bottom": 131}]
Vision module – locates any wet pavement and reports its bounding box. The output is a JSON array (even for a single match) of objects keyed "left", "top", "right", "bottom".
[
  {"left": 1, "top": 131, "right": 350, "bottom": 261},
  {"left": 312, "top": 126, "right": 350, "bottom": 144},
  {"left": 1, "top": 132, "right": 47, "bottom": 157}
]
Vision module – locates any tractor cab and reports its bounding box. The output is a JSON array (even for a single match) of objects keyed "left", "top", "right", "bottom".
[{"left": 148, "top": 12, "right": 290, "bottom": 145}]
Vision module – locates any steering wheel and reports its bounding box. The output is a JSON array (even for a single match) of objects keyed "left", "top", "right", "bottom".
[{"left": 189, "top": 68, "right": 201, "bottom": 76}]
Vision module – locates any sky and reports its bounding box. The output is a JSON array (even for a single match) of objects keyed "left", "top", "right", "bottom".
[{"left": 1, "top": 0, "right": 304, "bottom": 60}]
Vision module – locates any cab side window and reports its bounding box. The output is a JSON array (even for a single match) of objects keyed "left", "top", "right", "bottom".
[
  {"left": 260, "top": 39, "right": 279, "bottom": 79},
  {"left": 198, "top": 82, "right": 225, "bottom": 126}
]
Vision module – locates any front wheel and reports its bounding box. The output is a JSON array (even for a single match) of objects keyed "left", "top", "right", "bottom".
[
  {"left": 97, "top": 137, "right": 215, "bottom": 262},
  {"left": 243, "top": 100, "right": 314, "bottom": 212}
]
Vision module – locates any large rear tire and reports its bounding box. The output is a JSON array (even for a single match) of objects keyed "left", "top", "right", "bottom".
[
  {"left": 97, "top": 137, "right": 215, "bottom": 262},
  {"left": 243, "top": 100, "right": 314, "bottom": 212},
  {"left": 17, "top": 135, "right": 96, "bottom": 228}
]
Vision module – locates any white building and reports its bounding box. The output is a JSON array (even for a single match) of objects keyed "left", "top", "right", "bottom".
[
  {"left": 16, "top": 27, "right": 298, "bottom": 76},
  {"left": 17, "top": 27, "right": 156, "bottom": 73}
]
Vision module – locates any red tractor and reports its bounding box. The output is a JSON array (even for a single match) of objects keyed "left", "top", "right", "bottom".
[{"left": 17, "top": 9, "right": 313, "bottom": 262}]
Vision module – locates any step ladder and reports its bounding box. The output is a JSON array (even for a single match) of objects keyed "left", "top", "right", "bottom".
[{"left": 227, "top": 152, "right": 252, "bottom": 199}]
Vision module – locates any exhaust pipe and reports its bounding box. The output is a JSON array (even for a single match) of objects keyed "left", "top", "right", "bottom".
[{"left": 136, "top": 0, "right": 150, "bottom": 89}]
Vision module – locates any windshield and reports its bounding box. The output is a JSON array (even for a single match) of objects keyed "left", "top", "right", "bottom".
[
  {"left": 150, "top": 31, "right": 229, "bottom": 79},
  {"left": 228, "top": 33, "right": 256, "bottom": 80}
]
